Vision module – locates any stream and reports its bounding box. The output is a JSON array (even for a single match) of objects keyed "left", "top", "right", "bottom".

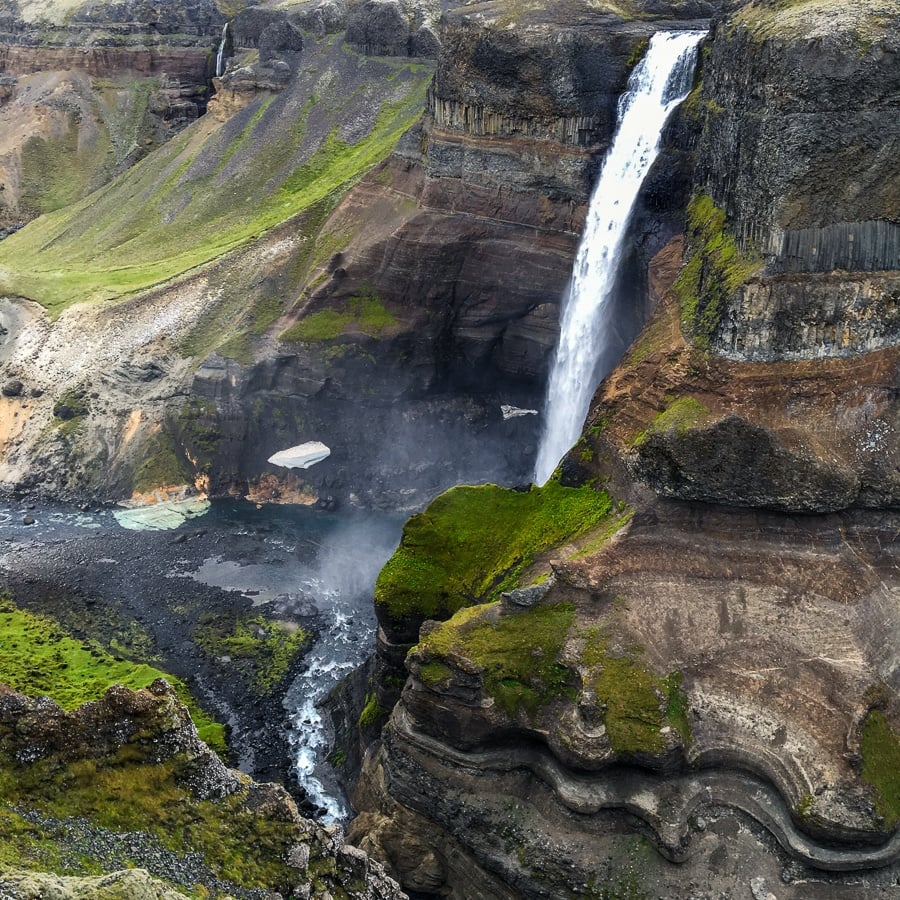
[{"left": 0, "top": 497, "right": 404, "bottom": 820}]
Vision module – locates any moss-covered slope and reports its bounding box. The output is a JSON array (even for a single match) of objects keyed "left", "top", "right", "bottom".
[
  {"left": 0, "top": 40, "right": 432, "bottom": 315},
  {"left": 0, "top": 681, "right": 404, "bottom": 898}
]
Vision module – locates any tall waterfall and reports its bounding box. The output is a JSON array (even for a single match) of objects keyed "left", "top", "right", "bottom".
[
  {"left": 533, "top": 30, "right": 706, "bottom": 485},
  {"left": 215, "top": 22, "right": 229, "bottom": 78}
]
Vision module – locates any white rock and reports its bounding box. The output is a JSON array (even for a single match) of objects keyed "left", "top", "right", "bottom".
[
  {"left": 267, "top": 441, "right": 331, "bottom": 469},
  {"left": 113, "top": 497, "right": 210, "bottom": 531}
]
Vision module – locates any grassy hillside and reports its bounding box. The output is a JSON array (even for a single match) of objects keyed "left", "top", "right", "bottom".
[{"left": 0, "top": 40, "right": 432, "bottom": 316}]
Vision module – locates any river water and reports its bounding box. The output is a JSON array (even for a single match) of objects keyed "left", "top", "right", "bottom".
[{"left": 0, "top": 497, "right": 404, "bottom": 821}]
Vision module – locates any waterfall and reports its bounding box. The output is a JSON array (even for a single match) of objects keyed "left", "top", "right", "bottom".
[
  {"left": 215, "top": 22, "right": 229, "bottom": 78},
  {"left": 533, "top": 30, "right": 706, "bottom": 485}
]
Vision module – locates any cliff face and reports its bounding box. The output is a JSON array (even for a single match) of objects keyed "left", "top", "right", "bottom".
[
  {"left": 349, "top": 2, "right": 900, "bottom": 897},
  {"left": 682, "top": 0, "right": 900, "bottom": 360},
  {"left": 0, "top": 0, "right": 713, "bottom": 508}
]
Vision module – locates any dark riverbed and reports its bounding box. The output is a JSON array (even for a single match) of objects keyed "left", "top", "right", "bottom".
[{"left": 0, "top": 498, "right": 403, "bottom": 816}]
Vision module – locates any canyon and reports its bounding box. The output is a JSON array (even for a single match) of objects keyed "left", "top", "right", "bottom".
[{"left": 0, "top": 0, "right": 898, "bottom": 897}]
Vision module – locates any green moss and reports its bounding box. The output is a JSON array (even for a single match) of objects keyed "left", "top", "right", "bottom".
[
  {"left": 417, "top": 602, "right": 577, "bottom": 718},
  {"left": 0, "top": 596, "right": 226, "bottom": 754},
  {"left": 193, "top": 615, "right": 309, "bottom": 697},
  {"left": 0, "top": 750, "right": 302, "bottom": 892},
  {"left": 416, "top": 661, "right": 454, "bottom": 688},
  {"left": 375, "top": 481, "right": 613, "bottom": 622},
  {"left": 625, "top": 38, "right": 649, "bottom": 70},
  {"left": 19, "top": 121, "right": 111, "bottom": 218},
  {"left": 53, "top": 390, "right": 88, "bottom": 420},
  {"left": 580, "top": 629, "right": 690, "bottom": 754},
  {"left": 358, "top": 691, "right": 388, "bottom": 729},
  {"left": 174, "top": 399, "right": 219, "bottom": 474},
  {"left": 279, "top": 290, "right": 397, "bottom": 343},
  {"left": 674, "top": 193, "right": 760, "bottom": 349},
  {"left": 632, "top": 396, "right": 709, "bottom": 446},
  {"left": 861, "top": 710, "right": 900, "bottom": 827},
  {"left": 663, "top": 672, "right": 692, "bottom": 747},
  {"left": 796, "top": 793, "right": 814, "bottom": 820},
  {"left": 132, "top": 433, "right": 192, "bottom": 492},
  {"left": 327, "top": 747, "right": 348, "bottom": 767},
  {"left": 731, "top": 0, "right": 895, "bottom": 43}
]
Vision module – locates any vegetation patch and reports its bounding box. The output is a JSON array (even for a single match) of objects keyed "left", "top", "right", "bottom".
[
  {"left": 279, "top": 289, "right": 396, "bottom": 343},
  {"left": 132, "top": 432, "right": 192, "bottom": 493},
  {"left": 581, "top": 628, "right": 691, "bottom": 754},
  {"left": 0, "top": 596, "right": 225, "bottom": 753},
  {"left": 632, "top": 396, "right": 709, "bottom": 446},
  {"left": 730, "top": 0, "right": 896, "bottom": 43},
  {"left": 375, "top": 481, "right": 613, "bottom": 622},
  {"left": 0, "top": 749, "right": 303, "bottom": 892},
  {"left": 358, "top": 691, "right": 388, "bottom": 729},
  {"left": 173, "top": 399, "right": 219, "bottom": 477},
  {"left": 416, "top": 602, "right": 577, "bottom": 718},
  {"left": 0, "top": 51, "right": 432, "bottom": 317},
  {"left": 861, "top": 710, "right": 900, "bottom": 827},
  {"left": 193, "top": 615, "right": 309, "bottom": 697},
  {"left": 674, "top": 193, "right": 760, "bottom": 349}
]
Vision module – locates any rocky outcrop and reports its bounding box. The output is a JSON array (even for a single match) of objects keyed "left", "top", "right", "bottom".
[
  {"left": 0, "top": 681, "right": 407, "bottom": 899},
  {"left": 0, "top": 869, "right": 193, "bottom": 900}
]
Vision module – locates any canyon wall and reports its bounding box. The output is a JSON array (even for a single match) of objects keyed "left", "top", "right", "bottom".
[{"left": 349, "top": 2, "right": 900, "bottom": 897}]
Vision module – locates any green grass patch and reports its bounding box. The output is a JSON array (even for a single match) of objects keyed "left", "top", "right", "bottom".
[
  {"left": 375, "top": 481, "right": 613, "bottom": 622},
  {"left": 0, "top": 597, "right": 225, "bottom": 754},
  {"left": 632, "top": 396, "right": 709, "bottom": 446},
  {"left": 132, "top": 432, "right": 192, "bottom": 492},
  {"left": 861, "top": 710, "right": 900, "bottom": 827},
  {"left": 358, "top": 691, "right": 388, "bottom": 729},
  {"left": 675, "top": 193, "right": 760, "bottom": 349},
  {"left": 0, "top": 751, "right": 302, "bottom": 892},
  {"left": 194, "top": 615, "right": 309, "bottom": 697},
  {"left": 19, "top": 122, "right": 111, "bottom": 219},
  {"left": 581, "top": 629, "right": 690, "bottom": 754},
  {"left": 279, "top": 289, "right": 397, "bottom": 343},
  {"left": 416, "top": 602, "right": 577, "bottom": 718}
]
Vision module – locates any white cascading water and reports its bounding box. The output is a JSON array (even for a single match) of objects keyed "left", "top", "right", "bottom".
[
  {"left": 533, "top": 30, "right": 706, "bottom": 485},
  {"left": 215, "top": 22, "right": 229, "bottom": 78}
]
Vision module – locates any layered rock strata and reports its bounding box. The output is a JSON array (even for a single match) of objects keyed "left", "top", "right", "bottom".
[
  {"left": 682, "top": 0, "right": 900, "bottom": 360},
  {"left": 350, "top": 2, "right": 900, "bottom": 896},
  {"left": 0, "top": 0, "right": 224, "bottom": 226}
]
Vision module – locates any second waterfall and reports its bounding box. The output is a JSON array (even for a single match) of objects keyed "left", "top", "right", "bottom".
[{"left": 533, "top": 30, "right": 706, "bottom": 485}]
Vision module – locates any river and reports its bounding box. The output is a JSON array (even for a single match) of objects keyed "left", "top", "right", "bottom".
[{"left": 0, "top": 497, "right": 404, "bottom": 820}]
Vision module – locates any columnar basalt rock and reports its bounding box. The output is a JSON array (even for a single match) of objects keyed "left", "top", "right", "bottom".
[{"left": 680, "top": 0, "right": 900, "bottom": 359}]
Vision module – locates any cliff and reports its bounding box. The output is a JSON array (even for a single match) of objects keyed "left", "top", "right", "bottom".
[
  {"left": 681, "top": 0, "right": 900, "bottom": 359},
  {"left": 347, "top": 1, "right": 900, "bottom": 896},
  {"left": 0, "top": 0, "right": 224, "bottom": 228},
  {"left": 0, "top": 0, "right": 714, "bottom": 508}
]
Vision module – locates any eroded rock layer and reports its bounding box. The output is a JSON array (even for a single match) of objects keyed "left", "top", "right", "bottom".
[{"left": 349, "top": 2, "right": 900, "bottom": 897}]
